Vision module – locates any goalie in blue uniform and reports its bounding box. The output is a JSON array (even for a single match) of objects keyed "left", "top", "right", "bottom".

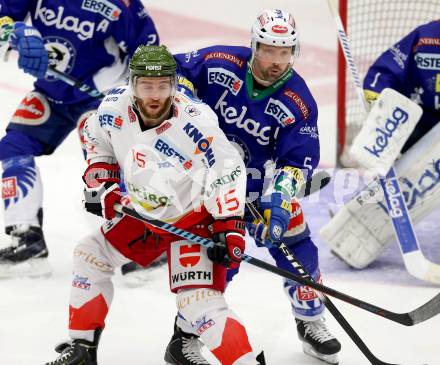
[{"left": 321, "top": 20, "right": 440, "bottom": 274}]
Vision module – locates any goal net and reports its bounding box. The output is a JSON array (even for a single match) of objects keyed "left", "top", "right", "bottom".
[{"left": 337, "top": 0, "right": 440, "bottom": 166}]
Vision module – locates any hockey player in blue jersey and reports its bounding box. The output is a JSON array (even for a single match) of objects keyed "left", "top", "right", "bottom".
[
  {"left": 162, "top": 9, "right": 341, "bottom": 365},
  {"left": 322, "top": 20, "right": 440, "bottom": 272},
  {"left": 0, "top": 0, "right": 159, "bottom": 277}
]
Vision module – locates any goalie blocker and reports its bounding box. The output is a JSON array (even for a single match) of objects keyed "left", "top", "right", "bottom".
[
  {"left": 320, "top": 116, "right": 440, "bottom": 269},
  {"left": 350, "top": 88, "right": 422, "bottom": 174}
]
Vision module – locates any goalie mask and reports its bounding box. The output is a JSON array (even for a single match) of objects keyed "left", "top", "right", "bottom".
[{"left": 129, "top": 45, "right": 177, "bottom": 125}]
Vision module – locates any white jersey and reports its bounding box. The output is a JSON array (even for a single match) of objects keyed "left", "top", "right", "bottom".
[{"left": 83, "top": 87, "right": 246, "bottom": 222}]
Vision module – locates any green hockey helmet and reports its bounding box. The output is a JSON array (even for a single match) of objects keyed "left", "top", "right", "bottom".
[
  {"left": 129, "top": 45, "right": 177, "bottom": 78},
  {"left": 129, "top": 45, "right": 178, "bottom": 102}
]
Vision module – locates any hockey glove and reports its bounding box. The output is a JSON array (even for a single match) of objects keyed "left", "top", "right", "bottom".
[
  {"left": 246, "top": 219, "right": 276, "bottom": 248},
  {"left": 0, "top": 16, "right": 13, "bottom": 46},
  {"left": 9, "top": 22, "right": 48, "bottom": 79},
  {"left": 259, "top": 192, "right": 292, "bottom": 242},
  {"left": 84, "top": 182, "right": 122, "bottom": 220},
  {"left": 83, "top": 162, "right": 121, "bottom": 220},
  {"left": 208, "top": 218, "right": 245, "bottom": 269},
  {"left": 255, "top": 166, "right": 304, "bottom": 243}
]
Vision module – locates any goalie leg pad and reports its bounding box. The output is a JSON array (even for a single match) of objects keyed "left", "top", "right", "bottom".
[{"left": 321, "top": 121, "right": 440, "bottom": 268}]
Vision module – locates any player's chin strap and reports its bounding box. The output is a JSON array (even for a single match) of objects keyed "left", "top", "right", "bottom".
[
  {"left": 113, "top": 203, "right": 440, "bottom": 329},
  {"left": 246, "top": 200, "right": 397, "bottom": 365}
]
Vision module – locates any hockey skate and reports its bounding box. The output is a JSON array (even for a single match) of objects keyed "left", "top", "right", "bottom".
[
  {"left": 45, "top": 329, "right": 102, "bottom": 365},
  {"left": 164, "top": 325, "right": 210, "bottom": 365},
  {"left": 296, "top": 318, "right": 341, "bottom": 364},
  {"left": 121, "top": 252, "right": 167, "bottom": 287},
  {"left": 0, "top": 225, "right": 51, "bottom": 278},
  {"left": 256, "top": 351, "right": 266, "bottom": 365}
]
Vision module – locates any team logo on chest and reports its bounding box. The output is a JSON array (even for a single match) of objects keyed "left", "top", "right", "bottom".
[
  {"left": 45, "top": 37, "right": 76, "bottom": 79},
  {"left": 226, "top": 134, "right": 251, "bottom": 165},
  {"left": 264, "top": 98, "right": 295, "bottom": 127}
]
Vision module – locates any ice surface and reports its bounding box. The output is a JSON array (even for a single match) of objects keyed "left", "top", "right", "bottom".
[{"left": 0, "top": 2, "right": 439, "bottom": 364}]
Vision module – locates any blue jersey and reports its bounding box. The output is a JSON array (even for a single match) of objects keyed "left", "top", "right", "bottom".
[
  {"left": 364, "top": 20, "right": 440, "bottom": 145},
  {"left": 175, "top": 46, "right": 320, "bottom": 197},
  {"left": 0, "top": 0, "right": 159, "bottom": 104}
]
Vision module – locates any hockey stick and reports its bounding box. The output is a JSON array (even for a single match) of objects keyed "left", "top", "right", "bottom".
[
  {"left": 2, "top": 45, "right": 104, "bottom": 98},
  {"left": 296, "top": 169, "right": 331, "bottom": 198},
  {"left": 46, "top": 67, "right": 104, "bottom": 98},
  {"left": 326, "top": 0, "right": 440, "bottom": 284},
  {"left": 114, "top": 203, "right": 440, "bottom": 326},
  {"left": 246, "top": 201, "right": 395, "bottom": 365}
]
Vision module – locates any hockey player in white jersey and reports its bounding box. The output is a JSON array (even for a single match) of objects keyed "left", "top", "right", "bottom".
[
  {"left": 44, "top": 45, "right": 264, "bottom": 365},
  {"left": 163, "top": 9, "right": 340, "bottom": 365}
]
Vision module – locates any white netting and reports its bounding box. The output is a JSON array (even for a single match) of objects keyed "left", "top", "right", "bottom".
[{"left": 339, "top": 0, "right": 440, "bottom": 166}]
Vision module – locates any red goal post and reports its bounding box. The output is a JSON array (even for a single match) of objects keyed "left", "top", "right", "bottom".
[{"left": 336, "top": 0, "right": 440, "bottom": 166}]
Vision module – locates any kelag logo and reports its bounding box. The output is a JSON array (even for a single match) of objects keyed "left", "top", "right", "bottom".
[
  {"left": 215, "top": 90, "right": 271, "bottom": 146},
  {"left": 404, "top": 158, "right": 440, "bottom": 210},
  {"left": 183, "top": 123, "right": 216, "bottom": 167},
  {"left": 382, "top": 177, "right": 404, "bottom": 218},
  {"left": 363, "top": 106, "right": 409, "bottom": 158},
  {"left": 35, "top": 0, "right": 95, "bottom": 41}
]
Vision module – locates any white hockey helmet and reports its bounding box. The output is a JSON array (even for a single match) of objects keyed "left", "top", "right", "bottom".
[{"left": 251, "top": 9, "right": 300, "bottom": 59}]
